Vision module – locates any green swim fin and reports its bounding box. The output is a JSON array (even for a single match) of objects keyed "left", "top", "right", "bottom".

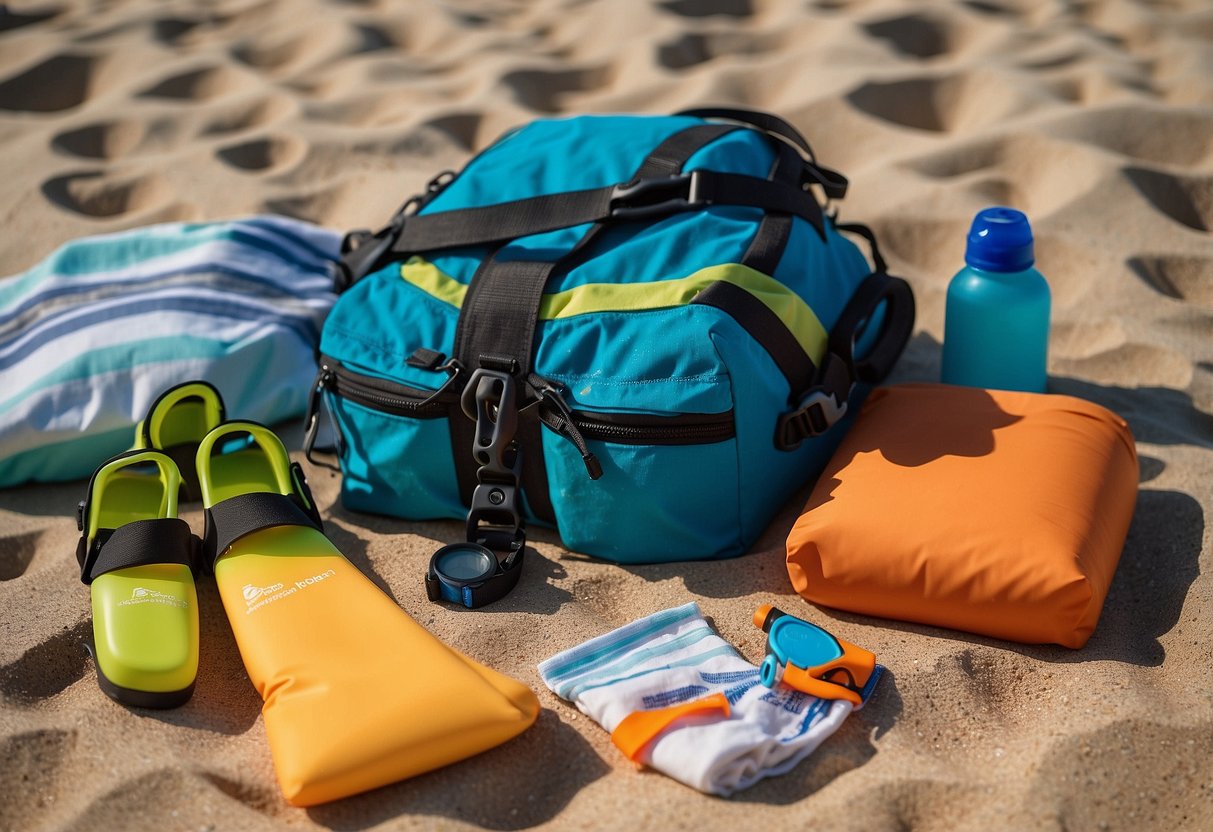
[
  {"left": 133, "top": 380, "right": 226, "bottom": 501},
  {"left": 76, "top": 451, "right": 201, "bottom": 708}
]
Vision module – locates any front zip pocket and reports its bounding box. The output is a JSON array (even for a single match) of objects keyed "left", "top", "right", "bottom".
[
  {"left": 312, "top": 356, "right": 736, "bottom": 447},
  {"left": 317, "top": 358, "right": 451, "bottom": 419}
]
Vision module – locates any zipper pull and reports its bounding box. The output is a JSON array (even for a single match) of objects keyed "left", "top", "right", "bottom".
[
  {"left": 303, "top": 369, "right": 341, "bottom": 473},
  {"left": 528, "top": 375, "right": 603, "bottom": 481},
  {"left": 304, "top": 368, "right": 331, "bottom": 445},
  {"left": 417, "top": 357, "right": 466, "bottom": 408}
]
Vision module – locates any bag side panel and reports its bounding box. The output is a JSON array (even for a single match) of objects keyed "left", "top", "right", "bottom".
[
  {"left": 535, "top": 305, "right": 741, "bottom": 562},
  {"left": 329, "top": 394, "right": 464, "bottom": 520},
  {"left": 320, "top": 265, "right": 460, "bottom": 390},
  {"left": 775, "top": 217, "right": 876, "bottom": 333}
]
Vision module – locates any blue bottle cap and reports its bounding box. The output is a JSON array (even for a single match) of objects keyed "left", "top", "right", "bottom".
[{"left": 965, "top": 206, "right": 1035, "bottom": 272}]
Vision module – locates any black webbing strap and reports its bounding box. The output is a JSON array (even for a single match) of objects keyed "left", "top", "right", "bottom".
[
  {"left": 775, "top": 271, "right": 915, "bottom": 449},
  {"left": 705, "top": 141, "right": 820, "bottom": 393},
  {"left": 448, "top": 124, "right": 744, "bottom": 520},
  {"left": 203, "top": 491, "right": 322, "bottom": 570},
  {"left": 77, "top": 518, "right": 197, "bottom": 585},
  {"left": 677, "top": 106, "right": 818, "bottom": 159},
  {"left": 676, "top": 106, "right": 849, "bottom": 201},
  {"left": 633, "top": 123, "right": 739, "bottom": 177},
  {"left": 692, "top": 281, "right": 816, "bottom": 394},
  {"left": 845, "top": 272, "right": 916, "bottom": 384},
  {"left": 742, "top": 139, "right": 804, "bottom": 272},
  {"left": 390, "top": 169, "right": 825, "bottom": 254},
  {"left": 834, "top": 222, "right": 889, "bottom": 274}
]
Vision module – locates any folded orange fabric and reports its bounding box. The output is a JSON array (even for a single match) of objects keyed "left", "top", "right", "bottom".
[{"left": 786, "top": 383, "right": 1138, "bottom": 648}]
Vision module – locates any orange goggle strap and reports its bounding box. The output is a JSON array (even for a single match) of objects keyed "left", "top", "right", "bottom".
[
  {"left": 611, "top": 692, "right": 731, "bottom": 762},
  {"left": 780, "top": 638, "right": 876, "bottom": 707},
  {"left": 754, "top": 605, "right": 878, "bottom": 706}
]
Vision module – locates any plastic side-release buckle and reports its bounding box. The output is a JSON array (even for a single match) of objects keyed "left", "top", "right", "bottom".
[
  {"left": 775, "top": 389, "right": 848, "bottom": 450},
  {"left": 610, "top": 171, "right": 705, "bottom": 221},
  {"left": 753, "top": 604, "right": 879, "bottom": 708}
]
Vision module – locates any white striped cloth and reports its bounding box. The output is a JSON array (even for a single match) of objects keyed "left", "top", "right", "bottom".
[
  {"left": 0, "top": 216, "right": 340, "bottom": 487},
  {"left": 539, "top": 602, "right": 856, "bottom": 796}
]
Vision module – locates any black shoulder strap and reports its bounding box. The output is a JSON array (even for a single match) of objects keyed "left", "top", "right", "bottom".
[{"left": 388, "top": 170, "right": 825, "bottom": 255}]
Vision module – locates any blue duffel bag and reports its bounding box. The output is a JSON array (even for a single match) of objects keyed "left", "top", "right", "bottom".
[{"left": 307, "top": 108, "right": 914, "bottom": 567}]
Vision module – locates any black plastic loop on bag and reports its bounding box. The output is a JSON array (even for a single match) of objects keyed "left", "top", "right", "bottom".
[{"left": 426, "top": 370, "right": 527, "bottom": 609}]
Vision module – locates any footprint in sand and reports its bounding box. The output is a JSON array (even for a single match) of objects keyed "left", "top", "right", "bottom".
[
  {"left": 41, "top": 170, "right": 171, "bottom": 218},
  {"left": 423, "top": 112, "right": 483, "bottom": 151},
  {"left": 150, "top": 15, "right": 215, "bottom": 46},
  {"left": 658, "top": 0, "right": 754, "bottom": 18},
  {"left": 847, "top": 71, "right": 1049, "bottom": 134},
  {"left": 1055, "top": 342, "right": 1193, "bottom": 389},
  {"left": 1128, "top": 253, "right": 1213, "bottom": 307},
  {"left": 860, "top": 778, "right": 985, "bottom": 829},
  {"left": 51, "top": 119, "right": 148, "bottom": 160},
  {"left": 1124, "top": 167, "right": 1213, "bottom": 232},
  {"left": 861, "top": 11, "right": 966, "bottom": 60},
  {"left": 231, "top": 28, "right": 328, "bottom": 74},
  {"left": 261, "top": 182, "right": 349, "bottom": 224},
  {"left": 0, "top": 5, "right": 63, "bottom": 32},
  {"left": 200, "top": 93, "right": 295, "bottom": 136},
  {"left": 1047, "top": 105, "right": 1213, "bottom": 168},
  {"left": 1030, "top": 720, "right": 1213, "bottom": 829},
  {"left": 656, "top": 30, "right": 784, "bottom": 70},
  {"left": 215, "top": 135, "right": 307, "bottom": 173},
  {"left": 0, "top": 53, "right": 98, "bottom": 112},
  {"left": 906, "top": 133, "right": 1112, "bottom": 219},
  {"left": 51, "top": 117, "right": 181, "bottom": 160},
  {"left": 138, "top": 65, "right": 245, "bottom": 102},
  {"left": 0, "top": 531, "right": 41, "bottom": 581},
  {"left": 73, "top": 769, "right": 226, "bottom": 828},
  {"left": 501, "top": 65, "right": 614, "bottom": 113},
  {"left": 0, "top": 619, "right": 91, "bottom": 705},
  {"left": 200, "top": 772, "right": 282, "bottom": 818}
]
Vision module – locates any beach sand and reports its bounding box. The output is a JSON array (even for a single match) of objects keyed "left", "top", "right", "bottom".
[{"left": 1, "top": 0, "right": 1211, "bottom": 829}]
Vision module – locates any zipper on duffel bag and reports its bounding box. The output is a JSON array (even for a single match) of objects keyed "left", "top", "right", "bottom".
[
  {"left": 316, "top": 357, "right": 453, "bottom": 418},
  {"left": 308, "top": 356, "right": 736, "bottom": 460}
]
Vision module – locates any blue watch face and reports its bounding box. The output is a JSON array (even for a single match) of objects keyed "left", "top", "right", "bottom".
[{"left": 435, "top": 545, "right": 495, "bottom": 582}]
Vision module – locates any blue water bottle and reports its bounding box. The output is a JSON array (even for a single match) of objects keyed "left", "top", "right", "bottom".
[{"left": 941, "top": 207, "right": 1051, "bottom": 393}]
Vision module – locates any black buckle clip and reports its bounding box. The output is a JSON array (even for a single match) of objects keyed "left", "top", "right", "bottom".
[
  {"left": 610, "top": 171, "right": 705, "bottom": 221},
  {"left": 428, "top": 368, "right": 528, "bottom": 609},
  {"left": 334, "top": 219, "right": 402, "bottom": 292},
  {"left": 775, "top": 389, "right": 849, "bottom": 450}
]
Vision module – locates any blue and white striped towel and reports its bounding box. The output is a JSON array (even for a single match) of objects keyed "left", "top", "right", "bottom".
[
  {"left": 0, "top": 216, "right": 340, "bottom": 487},
  {"left": 538, "top": 602, "right": 854, "bottom": 796}
]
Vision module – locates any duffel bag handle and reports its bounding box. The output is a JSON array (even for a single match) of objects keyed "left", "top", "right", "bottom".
[
  {"left": 677, "top": 106, "right": 818, "bottom": 160},
  {"left": 677, "top": 106, "right": 848, "bottom": 201}
]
